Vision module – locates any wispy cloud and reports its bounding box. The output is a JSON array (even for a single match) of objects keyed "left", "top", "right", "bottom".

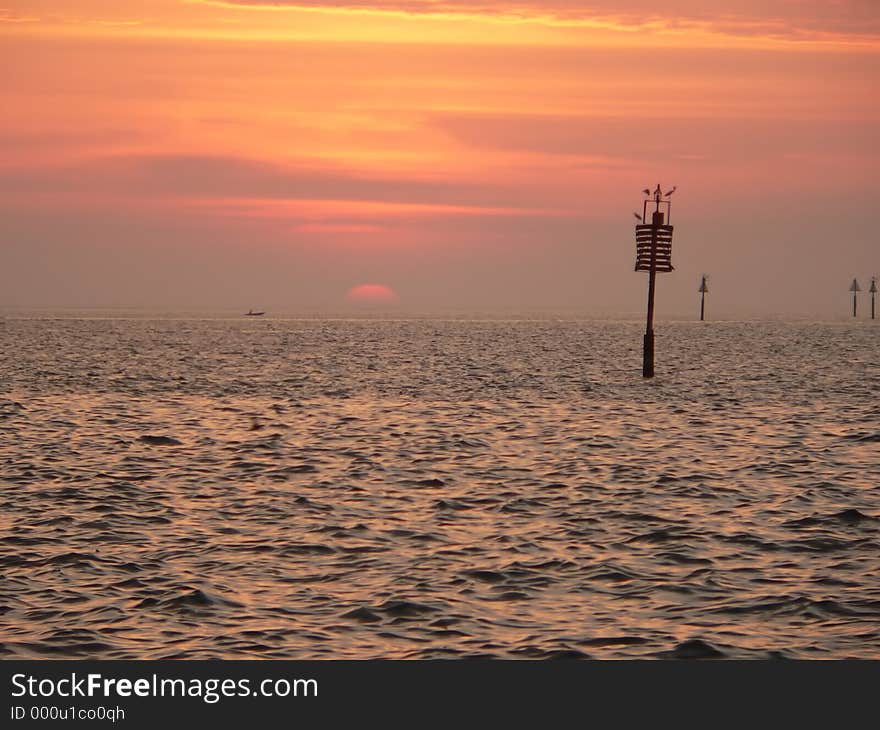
[
  {"left": 0, "top": 153, "right": 558, "bottom": 216},
  {"left": 8, "top": 0, "right": 879, "bottom": 49},
  {"left": 188, "top": 0, "right": 880, "bottom": 41},
  {"left": 0, "top": 9, "right": 40, "bottom": 23}
]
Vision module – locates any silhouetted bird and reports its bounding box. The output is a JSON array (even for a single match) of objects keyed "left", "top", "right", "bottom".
[
  {"left": 641, "top": 188, "right": 650, "bottom": 195},
  {"left": 664, "top": 186, "right": 677, "bottom": 197}
]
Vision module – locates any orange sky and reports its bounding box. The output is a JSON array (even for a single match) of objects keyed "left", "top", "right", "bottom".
[{"left": 2, "top": 1, "right": 878, "bottom": 314}]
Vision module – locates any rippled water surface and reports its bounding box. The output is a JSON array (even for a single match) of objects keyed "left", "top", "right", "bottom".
[{"left": 1, "top": 317, "right": 878, "bottom": 659}]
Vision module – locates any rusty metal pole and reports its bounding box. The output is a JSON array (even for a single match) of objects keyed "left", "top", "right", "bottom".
[{"left": 643, "top": 272, "right": 656, "bottom": 377}]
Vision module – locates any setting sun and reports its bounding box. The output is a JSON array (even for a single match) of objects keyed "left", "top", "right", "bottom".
[{"left": 345, "top": 283, "right": 400, "bottom": 304}]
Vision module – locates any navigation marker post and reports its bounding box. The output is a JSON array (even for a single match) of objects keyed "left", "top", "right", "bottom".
[
  {"left": 634, "top": 185, "right": 675, "bottom": 378},
  {"left": 698, "top": 275, "right": 709, "bottom": 322},
  {"left": 850, "top": 278, "right": 861, "bottom": 318},
  {"left": 870, "top": 277, "right": 877, "bottom": 320}
]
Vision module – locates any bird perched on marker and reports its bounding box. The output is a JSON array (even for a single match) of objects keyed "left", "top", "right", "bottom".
[{"left": 664, "top": 186, "right": 677, "bottom": 197}]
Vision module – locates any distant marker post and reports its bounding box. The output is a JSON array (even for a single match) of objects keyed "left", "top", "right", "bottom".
[
  {"left": 634, "top": 184, "right": 675, "bottom": 378},
  {"left": 850, "top": 278, "right": 861, "bottom": 318},
  {"left": 698, "top": 275, "right": 709, "bottom": 321},
  {"left": 870, "top": 277, "right": 877, "bottom": 320}
]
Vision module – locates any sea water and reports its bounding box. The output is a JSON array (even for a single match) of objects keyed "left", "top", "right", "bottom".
[{"left": 0, "top": 316, "right": 878, "bottom": 658}]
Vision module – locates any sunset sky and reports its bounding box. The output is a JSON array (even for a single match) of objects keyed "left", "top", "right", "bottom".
[{"left": 2, "top": 1, "right": 878, "bottom": 315}]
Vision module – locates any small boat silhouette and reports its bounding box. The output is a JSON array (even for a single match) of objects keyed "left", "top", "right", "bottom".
[{"left": 244, "top": 309, "right": 265, "bottom": 316}]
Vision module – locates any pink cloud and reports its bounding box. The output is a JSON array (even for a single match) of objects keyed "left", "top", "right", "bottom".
[{"left": 195, "top": 0, "right": 880, "bottom": 37}]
